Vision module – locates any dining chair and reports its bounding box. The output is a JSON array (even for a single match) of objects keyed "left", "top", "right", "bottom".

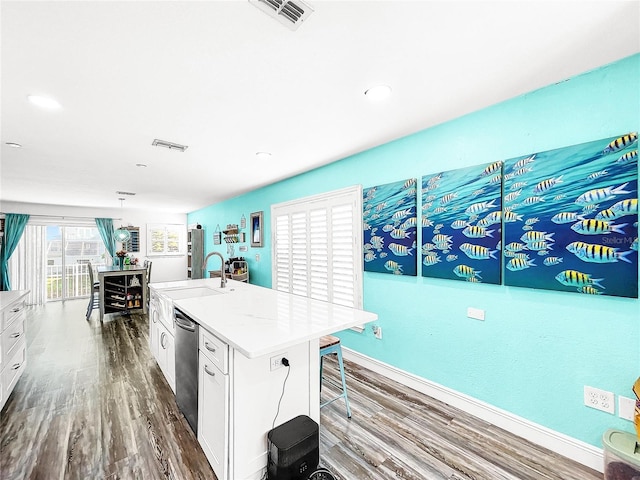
[
  {"left": 144, "top": 260, "right": 152, "bottom": 283},
  {"left": 144, "top": 260, "right": 152, "bottom": 305},
  {"left": 86, "top": 262, "right": 100, "bottom": 320}
]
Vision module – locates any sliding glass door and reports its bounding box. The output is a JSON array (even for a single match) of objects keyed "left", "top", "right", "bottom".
[{"left": 46, "top": 225, "right": 107, "bottom": 300}]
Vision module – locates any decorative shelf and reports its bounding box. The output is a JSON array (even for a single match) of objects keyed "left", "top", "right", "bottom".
[{"left": 224, "top": 224, "right": 240, "bottom": 243}]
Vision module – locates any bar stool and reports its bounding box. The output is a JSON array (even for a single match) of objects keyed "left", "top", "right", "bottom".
[{"left": 319, "top": 335, "right": 352, "bottom": 418}]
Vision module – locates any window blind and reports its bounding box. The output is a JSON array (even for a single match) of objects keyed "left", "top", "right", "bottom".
[{"left": 272, "top": 186, "right": 363, "bottom": 309}]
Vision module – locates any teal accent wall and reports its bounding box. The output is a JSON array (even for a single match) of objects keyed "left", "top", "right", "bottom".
[{"left": 189, "top": 54, "right": 640, "bottom": 448}]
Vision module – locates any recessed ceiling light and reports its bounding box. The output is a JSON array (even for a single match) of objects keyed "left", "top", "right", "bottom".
[
  {"left": 27, "top": 94, "right": 61, "bottom": 109},
  {"left": 256, "top": 151, "right": 272, "bottom": 160},
  {"left": 5, "top": 142, "right": 22, "bottom": 148},
  {"left": 364, "top": 85, "right": 392, "bottom": 101}
]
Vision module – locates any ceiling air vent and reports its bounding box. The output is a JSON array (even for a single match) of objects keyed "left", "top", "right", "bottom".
[
  {"left": 152, "top": 139, "right": 188, "bottom": 152},
  {"left": 249, "top": 0, "right": 314, "bottom": 30}
]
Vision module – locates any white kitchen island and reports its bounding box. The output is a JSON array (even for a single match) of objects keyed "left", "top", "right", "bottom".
[{"left": 148, "top": 278, "right": 377, "bottom": 480}]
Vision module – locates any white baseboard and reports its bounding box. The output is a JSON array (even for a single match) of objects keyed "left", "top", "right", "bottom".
[{"left": 342, "top": 347, "right": 604, "bottom": 473}]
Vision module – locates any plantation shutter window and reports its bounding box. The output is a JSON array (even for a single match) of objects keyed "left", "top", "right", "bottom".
[
  {"left": 331, "top": 203, "right": 356, "bottom": 307},
  {"left": 271, "top": 185, "right": 363, "bottom": 309},
  {"left": 147, "top": 224, "right": 185, "bottom": 256},
  {"left": 309, "top": 208, "right": 328, "bottom": 301},
  {"left": 291, "top": 211, "right": 308, "bottom": 297},
  {"left": 274, "top": 214, "right": 291, "bottom": 291}
]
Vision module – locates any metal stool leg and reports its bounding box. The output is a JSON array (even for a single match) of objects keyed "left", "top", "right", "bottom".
[
  {"left": 319, "top": 342, "right": 351, "bottom": 419},
  {"left": 335, "top": 346, "right": 351, "bottom": 418}
]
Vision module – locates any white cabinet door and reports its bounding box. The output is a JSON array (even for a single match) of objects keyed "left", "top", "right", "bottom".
[
  {"left": 149, "top": 305, "right": 160, "bottom": 360},
  {"left": 198, "top": 351, "right": 229, "bottom": 480},
  {"left": 158, "top": 325, "right": 176, "bottom": 393}
]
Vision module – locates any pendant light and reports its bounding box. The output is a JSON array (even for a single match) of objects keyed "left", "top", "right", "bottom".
[
  {"left": 114, "top": 228, "right": 131, "bottom": 243},
  {"left": 114, "top": 198, "right": 131, "bottom": 244}
]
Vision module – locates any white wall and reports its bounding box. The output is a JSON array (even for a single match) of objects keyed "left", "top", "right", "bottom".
[{"left": 1, "top": 201, "right": 189, "bottom": 283}]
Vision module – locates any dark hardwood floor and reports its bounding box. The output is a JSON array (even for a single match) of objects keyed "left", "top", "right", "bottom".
[{"left": 0, "top": 299, "right": 602, "bottom": 480}]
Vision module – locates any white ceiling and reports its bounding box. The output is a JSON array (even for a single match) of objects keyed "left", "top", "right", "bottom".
[{"left": 1, "top": 1, "right": 639, "bottom": 213}]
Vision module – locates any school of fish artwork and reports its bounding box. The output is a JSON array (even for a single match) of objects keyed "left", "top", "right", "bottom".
[
  {"left": 421, "top": 162, "right": 503, "bottom": 284},
  {"left": 502, "top": 132, "right": 638, "bottom": 298},
  {"left": 363, "top": 178, "right": 418, "bottom": 275}
]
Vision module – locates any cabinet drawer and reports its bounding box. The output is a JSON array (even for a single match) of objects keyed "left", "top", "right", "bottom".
[
  {"left": 199, "top": 329, "right": 228, "bottom": 374},
  {"left": 2, "top": 300, "right": 25, "bottom": 332},
  {"left": 2, "top": 319, "right": 25, "bottom": 365},
  {"left": 2, "top": 343, "right": 26, "bottom": 406}
]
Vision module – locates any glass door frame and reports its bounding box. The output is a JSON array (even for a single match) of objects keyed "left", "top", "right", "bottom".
[{"left": 46, "top": 224, "right": 107, "bottom": 301}]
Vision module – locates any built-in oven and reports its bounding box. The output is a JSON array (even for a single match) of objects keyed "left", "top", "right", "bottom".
[{"left": 174, "top": 308, "right": 199, "bottom": 435}]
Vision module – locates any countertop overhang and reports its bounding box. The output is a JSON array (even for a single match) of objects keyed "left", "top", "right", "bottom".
[
  {"left": 150, "top": 279, "right": 377, "bottom": 358},
  {"left": 0, "top": 290, "right": 30, "bottom": 306}
]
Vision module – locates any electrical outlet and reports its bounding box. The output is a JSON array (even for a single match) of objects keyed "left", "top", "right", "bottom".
[
  {"left": 584, "top": 386, "right": 615, "bottom": 414},
  {"left": 270, "top": 353, "right": 287, "bottom": 371},
  {"left": 618, "top": 396, "right": 635, "bottom": 421},
  {"left": 372, "top": 325, "right": 382, "bottom": 339}
]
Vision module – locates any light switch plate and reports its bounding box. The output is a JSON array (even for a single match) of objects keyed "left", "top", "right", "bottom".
[
  {"left": 467, "top": 307, "right": 485, "bottom": 321},
  {"left": 618, "top": 396, "right": 635, "bottom": 421}
]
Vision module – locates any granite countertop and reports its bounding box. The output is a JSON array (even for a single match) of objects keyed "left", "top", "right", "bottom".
[{"left": 150, "top": 279, "right": 377, "bottom": 358}]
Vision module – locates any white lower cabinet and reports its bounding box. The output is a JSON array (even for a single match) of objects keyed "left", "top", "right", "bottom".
[
  {"left": 149, "top": 296, "right": 176, "bottom": 393},
  {"left": 2, "top": 345, "right": 26, "bottom": 407},
  {"left": 198, "top": 350, "right": 229, "bottom": 480},
  {"left": 196, "top": 328, "right": 312, "bottom": 480},
  {"left": 0, "top": 291, "right": 29, "bottom": 412},
  {"left": 158, "top": 324, "right": 176, "bottom": 392}
]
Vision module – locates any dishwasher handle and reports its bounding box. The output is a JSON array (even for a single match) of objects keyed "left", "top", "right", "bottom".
[{"left": 174, "top": 309, "right": 197, "bottom": 332}]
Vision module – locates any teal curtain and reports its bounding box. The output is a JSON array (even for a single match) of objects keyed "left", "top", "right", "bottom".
[
  {"left": 1, "top": 213, "right": 30, "bottom": 291},
  {"left": 95, "top": 218, "right": 116, "bottom": 262}
]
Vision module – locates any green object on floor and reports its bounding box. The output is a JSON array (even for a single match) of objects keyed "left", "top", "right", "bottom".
[{"left": 602, "top": 429, "right": 640, "bottom": 480}]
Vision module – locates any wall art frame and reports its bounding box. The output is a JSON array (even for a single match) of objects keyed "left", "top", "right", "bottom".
[
  {"left": 363, "top": 178, "right": 418, "bottom": 276},
  {"left": 502, "top": 132, "right": 638, "bottom": 298},
  {"left": 421, "top": 161, "right": 503, "bottom": 285},
  {"left": 250, "top": 211, "right": 264, "bottom": 248}
]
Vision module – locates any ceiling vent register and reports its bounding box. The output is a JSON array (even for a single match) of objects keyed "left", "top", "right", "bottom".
[
  {"left": 249, "top": 0, "right": 314, "bottom": 30},
  {"left": 152, "top": 139, "right": 189, "bottom": 152}
]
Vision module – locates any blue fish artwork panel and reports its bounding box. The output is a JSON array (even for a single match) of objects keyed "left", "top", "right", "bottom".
[
  {"left": 502, "top": 132, "right": 638, "bottom": 298},
  {"left": 363, "top": 178, "right": 417, "bottom": 276},
  {"left": 421, "top": 162, "right": 503, "bottom": 284}
]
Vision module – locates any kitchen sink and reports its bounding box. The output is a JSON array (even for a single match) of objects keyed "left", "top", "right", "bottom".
[{"left": 160, "top": 286, "right": 225, "bottom": 301}]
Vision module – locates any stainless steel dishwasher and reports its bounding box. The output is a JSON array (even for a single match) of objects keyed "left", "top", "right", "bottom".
[{"left": 174, "top": 308, "right": 199, "bottom": 435}]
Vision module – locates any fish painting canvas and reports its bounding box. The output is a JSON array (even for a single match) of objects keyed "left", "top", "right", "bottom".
[
  {"left": 502, "top": 132, "right": 638, "bottom": 298},
  {"left": 363, "top": 179, "right": 417, "bottom": 276},
  {"left": 421, "top": 163, "right": 503, "bottom": 284}
]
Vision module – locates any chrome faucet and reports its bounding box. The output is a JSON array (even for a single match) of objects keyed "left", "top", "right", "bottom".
[{"left": 203, "top": 251, "right": 226, "bottom": 288}]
